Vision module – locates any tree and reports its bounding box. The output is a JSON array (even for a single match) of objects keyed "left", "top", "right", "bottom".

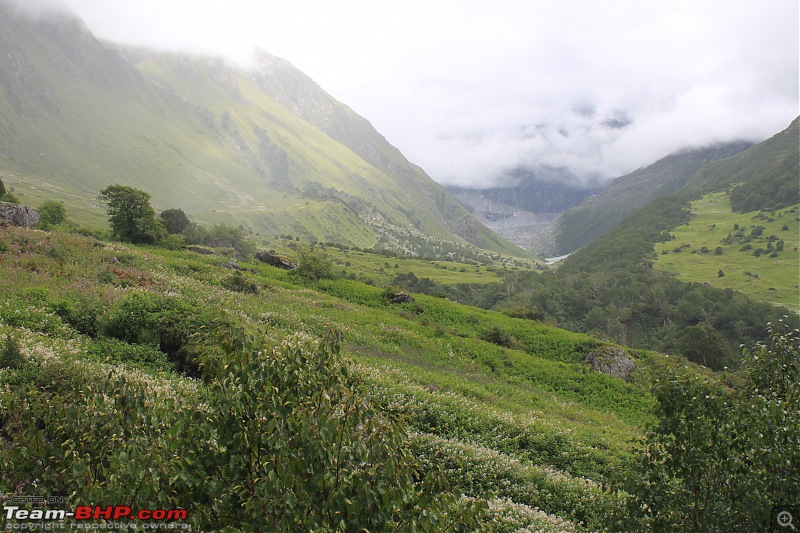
[
  {"left": 0, "top": 177, "right": 5, "bottom": 197},
  {"left": 98, "top": 185, "right": 164, "bottom": 244},
  {"left": 629, "top": 323, "right": 799, "bottom": 532},
  {"left": 293, "top": 247, "right": 334, "bottom": 281},
  {"left": 159, "top": 208, "right": 190, "bottom": 235},
  {"left": 676, "top": 324, "right": 729, "bottom": 370},
  {"left": 37, "top": 201, "right": 67, "bottom": 229}
]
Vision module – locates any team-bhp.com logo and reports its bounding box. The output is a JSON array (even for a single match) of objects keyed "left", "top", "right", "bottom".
[{"left": 4, "top": 505, "right": 189, "bottom": 530}]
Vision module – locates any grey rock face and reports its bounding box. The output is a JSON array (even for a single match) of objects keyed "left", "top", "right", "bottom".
[{"left": 0, "top": 201, "right": 40, "bottom": 227}]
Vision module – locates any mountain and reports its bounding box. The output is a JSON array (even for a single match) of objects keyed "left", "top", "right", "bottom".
[
  {"left": 0, "top": 1, "right": 525, "bottom": 258},
  {"left": 688, "top": 116, "right": 799, "bottom": 211},
  {"left": 447, "top": 169, "right": 602, "bottom": 255},
  {"left": 477, "top": 120, "right": 799, "bottom": 355},
  {"left": 552, "top": 141, "right": 752, "bottom": 255}
]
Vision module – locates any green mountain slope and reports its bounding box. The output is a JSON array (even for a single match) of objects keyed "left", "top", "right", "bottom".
[
  {"left": 688, "top": 116, "right": 800, "bottom": 211},
  {"left": 0, "top": 2, "right": 525, "bottom": 258},
  {"left": 553, "top": 142, "right": 751, "bottom": 254},
  {"left": 654, "top": 191, "right": 799, "bottom": 311},
  {"left": 477, "top": 120, "right": 799, "bottom": 359}
]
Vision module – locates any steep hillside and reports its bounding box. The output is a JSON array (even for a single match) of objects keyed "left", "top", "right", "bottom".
[
  {"left": 1, "top": 225, "right": 794, "bottom": 530},
  {"left": 553, "top": 142, "right": 752, "bottom": 254},
  {"left": 688, "top": 116, "right": 800, "bottom": 210},
  {"left": 0, "top": 1, "right": 525, "bottom": 258},
  {"left": 476, "top": 121, "right": 799, "bottom": 358}
]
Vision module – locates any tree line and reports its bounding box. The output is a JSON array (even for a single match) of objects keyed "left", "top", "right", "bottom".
[
  {"left": 97, "top": 184, "right": 253, "bottom": 257},
  {"left": 478, "top": 195, "right": 798, "bottom": 369}
]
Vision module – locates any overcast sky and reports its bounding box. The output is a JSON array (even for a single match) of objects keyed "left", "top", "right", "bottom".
[{"left": 33, "top": 0, "right": 800, "bottom": 187}]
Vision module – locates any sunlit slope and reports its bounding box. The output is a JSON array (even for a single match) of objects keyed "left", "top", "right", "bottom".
[
  {"left": 0, "top": 3, "right": 525, "bottom": 256},
  {"left": 655, "top": 192, "right": 799, "bottom": 311}
]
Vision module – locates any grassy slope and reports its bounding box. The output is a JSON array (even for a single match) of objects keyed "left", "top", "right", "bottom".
[
  {"left": 553, "top": 143, "right": 752, "bottom": 254},
  {"left": 0, "top": 5, "right": 527, "bottom": 258},
  {"left": 0, "top": 226, "right": 682, "bottom": 530},
  {"left": 655, "top": 192, "right": 799, "bottom": 311}
]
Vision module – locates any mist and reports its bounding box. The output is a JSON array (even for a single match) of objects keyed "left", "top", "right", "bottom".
[{"left": 22, "top": 0, "right": 800, "bottom": 188}]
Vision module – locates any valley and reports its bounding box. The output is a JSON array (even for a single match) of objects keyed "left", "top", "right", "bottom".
[{"left": 0, "top": 1, "right": 797, "bottom": 530}]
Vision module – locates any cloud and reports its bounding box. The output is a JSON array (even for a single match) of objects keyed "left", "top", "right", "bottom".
[
  {"left": 48, "top": 0, "right": 800, "bottom": 187},
  {"left": 3, "top": 0, "right": 75, "bottom": 19}
]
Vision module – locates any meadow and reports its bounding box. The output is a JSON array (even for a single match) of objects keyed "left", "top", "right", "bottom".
[
  {"left": 0, "top": 224, "right": 672, "bottom": 530},
  {"left": 654, "top": 192, "right": 799, "bottom": 311}
]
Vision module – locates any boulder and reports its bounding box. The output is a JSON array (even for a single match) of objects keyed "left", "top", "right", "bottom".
[
  {"left": 388, "top": 291, "right": 414, "bottom": 304},
  {"left": 185, "top": 245, "right": 215, "bottom": 255},
  {"left": 0, "top": 201, "right": 40, "bottom": 228},
  {"left": 254, "top": 250, "right": 297, "bottom": 270},
  {"left": 584, "top": 346, "right": 636, "bottom": 381},
  {"left": 382, "top": 288, "right": 415, "bottom": 304}
]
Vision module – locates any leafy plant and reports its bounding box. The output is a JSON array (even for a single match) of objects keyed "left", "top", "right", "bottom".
[
  {"left": 101, "top": 292, "right": 212, "bottom": 373},
  {"left": 181, "top": 324, "right": 483, "bottom": 531},
  {"left": 294, "top": 247, "right": 335, "bottom": 281},
  {"left": 159, "top": 208, "right": 191, "bottom": 234},
  {"left": 98, "top": 184, "right": 165, "bottom": 244},
  {"left": 37, "top": 200, "right": 67, "bottom": 229},
  {"left": 628, "top": 323, "right": 800, "bottom": 531},
  {"left": 222, "top": 270, "right": 259, "bottom": 294},
  {"left": 0, "top": 334, "right": 24, "bottom": 369},
  {"left": 676, "top": 324, "right": 730, "bottom": 370}
]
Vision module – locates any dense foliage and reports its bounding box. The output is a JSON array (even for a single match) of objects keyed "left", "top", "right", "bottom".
[
  {"left": 182, "top": 324, "right": 482, "bottom": 531},
  {"left": 626, "top": 323, "right": 799, "bottom": 531},
  {"left": 159, "top": 208, "right": 190, "bottom": 234},
  {"left": 36, "top": 200, "right": 67, "bottom": 229},
  {"left": 98, "top": 184, "right": 165, "bottom": 244},
  {"left": 482, "top": 195, "right": 798, "bottom": 365},
  {"left": 0, "top": 226, "right": 631, "bottom": 531}
]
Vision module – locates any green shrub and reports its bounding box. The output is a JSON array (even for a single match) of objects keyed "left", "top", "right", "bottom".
[
  {"left": 479, "top": 325, "right": 519, "bottom": 349},
  {"left": 222, "top": 270, "right": 259, "bottom": 294},
  {"left": 182, "top": 325, "right": 482, "bottom": 531},
  {"left": 0, "top": 334, "right": 24, "bottom": 370},
  {"left": 0, "top": 192, "right": 19, "bottom": 204},
  {"left": 0, "top": 358, "right": 183, "bottom": 512},
  {"left": 37, "top": 201, "right": 67, "bottom": 229},
  {"left": 87, "top": 338, "right": 173, "bottom": 373},
  {"left": 293, "top": 248, "right": 334, "bottom": 281},
  {"left": 101, "top": 292, "right": 212, "bottom": 374},
  {"left": 628, "top": 325, "right": 800, "bottom": 531},
  {"left": 52, "top": 298, "right": 101, "bottom": 337}
]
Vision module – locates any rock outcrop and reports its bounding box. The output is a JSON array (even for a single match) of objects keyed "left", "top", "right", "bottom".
[
  {"left": 584, "top": 346, "right": 636, "bottom": 381},
  {"left": 254, "top": 250, "right": 297, "bottom": 270},
  {"left": 0, "top": 201, "right": 39, "bottom": 227}
]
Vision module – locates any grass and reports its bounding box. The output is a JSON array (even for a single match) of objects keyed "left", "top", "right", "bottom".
[
  {"left": 0, "top": 225, "right": 674, "bottom": 530},
  {"left": 654, "top": 192, "right": 799, "bottom": 311}
]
